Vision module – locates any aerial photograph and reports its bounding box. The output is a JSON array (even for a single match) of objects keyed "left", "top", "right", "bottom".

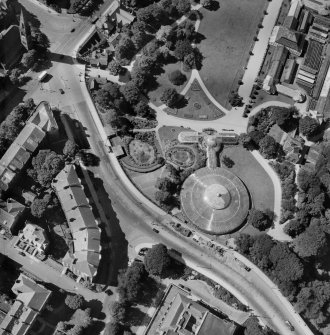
[{"left": 1, "top": 0, "right": 330, "bottom": 334}]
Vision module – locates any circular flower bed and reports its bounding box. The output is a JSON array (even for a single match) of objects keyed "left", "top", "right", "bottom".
[
  {"left": 166, "top": 146, "right": 196, "bottom": 168},
  {"left": 129, "top": 140, "right": 156, "bottom": 165},
  {"left": 194, "top": 102, "right": 201, "bottom": 109}
]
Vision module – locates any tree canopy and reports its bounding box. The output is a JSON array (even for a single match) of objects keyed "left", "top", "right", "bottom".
[
  {"left": 247, "top": 209, "right": 272, "bottom": 231},
  {"left": 299, "top": 116, "right": 320, "bottom": 138},
  {"left": 144, "top": 244, "right": 171, "bottom": 277},
  {"left": 160, "top": 88, "right": 179, "bottom": 107},
  {"left": 65, "top": 294, "right": 85, "bottom": 310},
  {"left": 258, "top": 135, "right": 278, "bottom": 159}
]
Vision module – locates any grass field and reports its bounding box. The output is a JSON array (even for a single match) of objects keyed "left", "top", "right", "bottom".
[
  {"left": 198, "top": 0, "right": 266, "bottom": 108},
  {"left": 221, "top": 146, "right": 274, "bottom": 213}
]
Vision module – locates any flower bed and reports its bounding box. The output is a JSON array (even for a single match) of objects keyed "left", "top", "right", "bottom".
[{"left": 166, "top": 146, "right": 196, "bottom": 168}]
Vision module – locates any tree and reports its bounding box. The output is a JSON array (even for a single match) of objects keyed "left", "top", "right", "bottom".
[
  {"left": 31, "top": 198, "right": 48, "bottom": 218},
  {"left": 299, "top": 116, "right": 320, "bottom": 137},
  {"left": 144, "top": 244, "right": 171, "bottom": 277},
  {"left": 9, "top": 68, "right": 22, "bottom": 85},
  {"left": 108, "top": 60, "right": 123, "bottom": 76},
  {"left": 222, "top": 155, "right": 234, "bottom": 168},
  {"left": 21, "top": 49, "right": 38, "bottom": 69},
  {"left": 258, "top": 135, "right": 278, "bottom": 159},
  {"left": 160, "top": 88, "right": 179, "bottom": 107},
  {"left": 32, "top": 30, "right": 50, "bottom": 51},
  {"left": 115, "top": 36, "right": 136, "bottom": 65},
  {"left": 28, "top": 150, "right": 64, "bottom": 188},
  {"left": 111, "top": 301, "right": 127, "bottom": 323},
  {"left": 174, "top": 39, "right": 193, "bottom": 60},
  {"left": 136, "top": 4, "right": 164, "bottom": 27},
  {"left": 131, "top": 30, "right": 148, "bottom": 50},
  {"left": 104, "top": 109, "right": 117, "bottom": 125},
  {"left": 134, "top": 101, "right": 152, "bottom": 118},
  {"left": 155, "top": 177, "right": 176, "bottom": 193},
  {"left": 110, "top": 117, "right": 132, "bottom": 135},
  {"left": 247, "top": 209, "right": 272, "bottom": 231},
  {"left": 104, "top": 322, "right": 123, "bottom": 335},
  {"left": 120, "top": 82, "right": 141, "bottom": 105},
  {"left": 283, "top": 219, "right": 306, "bottom": 238},
  {"left": 63, "top": 140, "right": 78, "bottom": 157},
  {"left": 65, "top": 294, "right": 85, "bottom": 310},
  {"left": 235, "top": 234, "right": 253, "bottom": 255},
  {"left": 200, "top": 0, "right": 211, "bottom": 8},
  {"left": 95, "top": 82, "right": 123, "bottom": 109},
  {"left": 271, "top": 106, "right": 296, "bottom": 128},
  {"left": 293, "top": 223, "right": 329, "bottom": 258},
  {"left": 296, "top": 280, "right": 330, "bottom": 322},
  {"left": 70, "top": 308, "right": 92, "bottom": 328},
  {"left": 174, "top": 0, "right": 191, "bottom": 14},
  {"left": 168, "top": 70, "right": 186, "bottom": 85},
  {"left": 156, "top": 25, "right": 172, "bottom": 42},
  {"left": 228, "top": 92, "right": 243, "bottom": 107}
]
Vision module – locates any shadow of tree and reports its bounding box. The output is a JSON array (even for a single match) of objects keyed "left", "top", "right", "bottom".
[{"left": 126, "top": 307, "right": 151, "bottom": 327}]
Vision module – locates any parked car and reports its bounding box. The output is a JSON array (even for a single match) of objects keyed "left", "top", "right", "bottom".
[
  {"left": 18, "top": 251, "right": 25, "bottom": 256},
  {"left": 152, "top": 228, "right": 159, "bottom": 233},
  {"left": 285, "top": 321, "right": 295, "bottom": 331},
  {"left": 59, "top": 88, "right": 65, "bottom": 94},
  {"left": 70, "top": 28, "right": 75, "bottom": 33},
  {"left": 178, "top": 284, "right": 191, "bottom": 292},
  {"left": 138, "top": 247, "right": 149, "bottom": 256}
]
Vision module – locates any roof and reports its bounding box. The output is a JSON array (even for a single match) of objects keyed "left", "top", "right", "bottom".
[
  {"left": 0, "top": 25, "right": 24, "bottom": 69},
  {"left": 12, "top": 274, "right": 51, "bottom": 312},
  {"left": 52, "top": 165, "right": 101, "bottom": 278},
  {"left": 116, "top": 9, "right": 135, "bottom": 26},
  {"left": 306, "top": 145, "right": 322, "bottom": 165},
  {"left": 199, "top": 313, "right": 237, "bottom": 335},
  {"left": 22, "top": 223, "right": 49, "bottom": 247},
  {"left": 0, "top": 198, "right": 25, "bottom": 229},
  {"left": 275, "top": 26, "right": 303, "bottom": 53},
  {"left": 28, "top": 101, "right": 58, "bottom": 132}
]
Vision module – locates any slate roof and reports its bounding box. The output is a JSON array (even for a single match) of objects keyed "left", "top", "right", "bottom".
[
  {"left": 28, "top": 101, "right": 58, "bottom": 133},
  {"left": 52, "top": 164, "right": 101, "bottom": 278},
  {"left": 0, "top": 25, "right": 24, "bottom": 70},
  {"left": 275, "top": 26, "right": 303, "bottom": 53},
  {"left": 0, "top": 198, "right": 25, "bottom": 230}
]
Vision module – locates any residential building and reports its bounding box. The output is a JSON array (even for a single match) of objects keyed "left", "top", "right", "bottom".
[
  {"left": 0, "top": 102, "right": 58, "bottom": 191},
  {"left": 52, "top": 164, "right": 101, "bottom": 280},
  {"left": 0, "top": 198, "right": 25, "bottom": 233},
  {"left": 0, "top": 274, "right": 51, "bottom": 335},
  {"left": 19, "top": 8, "right": 32, "bottom": 51},
  {"left": 302, "top": 0, "right": 330, "bottom": 15},
  {"left": 144, "top": 284, "right": 239, "bottom": 335},
  {"left": 284, "top": 0, "right": 302, "bottom": 30},
  {"left": 19, "top": 223, "right": 49, "bottom": 252},
  {"left": 96, "top": 0, "right": 135, "bottom": 36}
]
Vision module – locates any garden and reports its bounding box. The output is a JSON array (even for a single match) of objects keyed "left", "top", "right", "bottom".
[
  {"left": 164, "top": 79, "right": 225, "bottom": 120},
  {"left": 166, "top": 146, "right": 195, "bottom": 168},
  {"left": 129, "top": 140, "right": 156, "bottom": 165}
]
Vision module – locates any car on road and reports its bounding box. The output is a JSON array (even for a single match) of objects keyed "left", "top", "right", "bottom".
[
  {"left": 285, "top": 321, "right": 295, "bottom": 331},
  {"left": 18, "top": 251, "right": 25, "bottom": 256},
  {"left": 59, "top": 88, "right": 65, "bottom": 94},
  {"left": 152, "top": 228, "right": 159, "bottom": 233},
  {"left": 178, "top": 284, "right": 191, "bottom": 292},
  {"left": 70, "top": 28, "right": 75, "bottom": 33}
]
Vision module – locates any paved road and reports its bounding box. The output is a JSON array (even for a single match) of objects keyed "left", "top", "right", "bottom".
[{"left": 14, "top": 2, "right": 314, "bottom": 335}]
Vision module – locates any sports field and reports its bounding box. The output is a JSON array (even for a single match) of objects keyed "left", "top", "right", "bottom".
[{"left": 198, "top": 0, "right": 265, "bottom": 108}]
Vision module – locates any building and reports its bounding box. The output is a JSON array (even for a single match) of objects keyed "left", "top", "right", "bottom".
[
  {"left": 19, "top": 223, "right": 49, "bottom": 252},
  {"left": 178, "top": 131, "right": 201, "bottom": 143},
  {"left": 52, "top": 164, "right": 101, "bottom": 280},
  {"left": 96, "top": 0, "right": 135, "bottom": 36},
  {"left": 0, "top": 9, "right": 32, "bottom": 74},
  {"left": 0, "top": 102, "right": 58, "bottom": 191},
  {"left": 144, "top": 284, "right": 239, "bottom": 335},
  {"left": 19, "top": 8, "right": 32, "bottom": 51},
  {"left": 0, "top": 198, "right": 25, "bottom": 233},
  {"left": 284, "top": 0, "right": 303, "bottom": 29},
  {"left": 0, "top": 26, "right": 24, "bottom": 73},
  {"left": 302, "top": 0, "right": 330, "bottom": 15},
  {"left": 263, "top": 45, "right": 288, "bottom": 92},
  {"left": 0, "top": 274, "right": 51, "bottom": 335},
  {"left": 269, "top": 26, "right": 304, "bottom": 56}
]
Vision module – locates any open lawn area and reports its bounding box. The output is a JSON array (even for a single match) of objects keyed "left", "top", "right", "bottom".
[
  {"left": 129, "top": 166, "right": 165, "bottom": 202},
  {"left": 198, "top": 0, "right": 266, "bottom": 108},
  {"left": 221, "top": 146, "right": 274, "bottom": 213},
  {"left": 158, "top": 126, "right": 192, "bottom": 149}
]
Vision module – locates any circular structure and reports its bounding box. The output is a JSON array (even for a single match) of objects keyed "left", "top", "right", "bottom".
[{"left": 181, "top": 167, "right": 250, "bottom": 234}]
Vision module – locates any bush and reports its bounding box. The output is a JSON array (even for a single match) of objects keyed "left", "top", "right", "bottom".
[
  {"left": 108, "top": 60, "right": 123, "bottom": 75},
  {"left": 160, "top": 88, "right": 179, "bottom": 107},
  {"left": 65, "top": 294, "right": 85, "bottom": 310},
  {"left": 168, "top": 70, "right": 186, "bottom": 85}
]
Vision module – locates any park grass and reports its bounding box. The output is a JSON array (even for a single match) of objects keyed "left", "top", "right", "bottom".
[
  {"left": 158, "top": 126, "right": 192, "bottom": 149},
  {"left": 198, "top": 0, "right": 266, "bottom": 108},
  {"left": 221, "top": 146, "right": 274, "bottom": 213},
  {"left": 148, "top": 62, "right": 190, "bottom": 106}
]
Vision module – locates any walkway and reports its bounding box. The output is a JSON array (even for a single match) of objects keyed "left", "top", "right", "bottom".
[{"left": 238, "top": 0, "right": 284, "bottom": 103}]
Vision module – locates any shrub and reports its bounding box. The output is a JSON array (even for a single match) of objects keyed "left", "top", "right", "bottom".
[{"left": 168, "top": 70, "right": 186, "bottom": 85}]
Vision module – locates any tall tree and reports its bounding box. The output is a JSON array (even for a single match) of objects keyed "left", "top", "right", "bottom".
[{"left": 144, "top": 244, "right": 171, "bottom": 277}]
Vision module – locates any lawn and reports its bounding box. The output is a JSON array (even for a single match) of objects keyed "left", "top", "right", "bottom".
[
  {"left": 129, "top": 140, "right": 156, "bottom": 165},
  {"left": 220, "top": 146, "right": 274, "bottom": 213},
  {"left": 198, "top": 0, "right": 266, "bottom": 108},
  {"left": 148, "top": 61, "right": 189, "bottom": 106}
]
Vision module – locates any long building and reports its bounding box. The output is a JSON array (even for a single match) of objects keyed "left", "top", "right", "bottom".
[
  {"left": 52, "top": 164, "right": 101, "bottom": 280},
  {"left": 0, "top": 101, "right": 58, "bottom": 191},
  {"left": 303, "top": 0, "right": 330, "bottom": 15}
]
